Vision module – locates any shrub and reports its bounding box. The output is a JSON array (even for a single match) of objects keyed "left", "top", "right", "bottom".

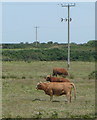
[
  {"left": 88, "top": 70, "right": 97, "bottom": 79},
  {"left": 22, "top": 76, "right": 26, "bottom": 79}
]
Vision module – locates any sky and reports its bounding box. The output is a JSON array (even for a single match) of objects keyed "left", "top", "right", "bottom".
[{"left": 1, "top": 2, "right": 95, "bottom": 44}]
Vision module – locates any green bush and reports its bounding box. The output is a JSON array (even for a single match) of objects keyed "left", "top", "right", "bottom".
[{"left": 88, "top": 70, "right": 97, "bottom": 79}]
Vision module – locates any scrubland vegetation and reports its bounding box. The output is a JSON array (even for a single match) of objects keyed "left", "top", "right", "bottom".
[{"left": 2, "top": 40, "right": 97, "bottom": 62}]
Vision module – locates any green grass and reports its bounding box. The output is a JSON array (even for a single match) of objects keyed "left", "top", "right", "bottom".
[{"left": 2, "top": 61, "right": 95, "bottom": 118}]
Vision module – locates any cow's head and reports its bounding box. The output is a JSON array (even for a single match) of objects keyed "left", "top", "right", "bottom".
[
  {"left": 46, "top": 75, "right": 51, "bottom": 81},
  {"left": 36, "top": 82, "right": 48, "bottom": 90},
  {"left": 36, "top": 81, "right": 43, "bottom": 90}
]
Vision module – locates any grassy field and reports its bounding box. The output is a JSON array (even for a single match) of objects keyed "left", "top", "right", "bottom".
[{"left": 2, "top": 61, "right": 95, "bottom": 118}]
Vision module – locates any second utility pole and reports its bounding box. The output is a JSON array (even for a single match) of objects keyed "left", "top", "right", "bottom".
[
  {"left": 61, "top": 3, "right": 75, "bottom": 69},
  {"left": 34, "top": 26, "right": 39, "bottom": 47}
]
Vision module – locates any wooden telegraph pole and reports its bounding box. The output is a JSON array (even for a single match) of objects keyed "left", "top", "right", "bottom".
[
  {"left": 61, "top": 3, "right": 75, "bottom": 69},
  {"left": 34, "top": 26, "right": 39, "bottom": 47}
]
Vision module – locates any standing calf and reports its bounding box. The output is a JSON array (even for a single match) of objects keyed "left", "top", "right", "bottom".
[{"left": 36, "top": 82, "right": 76, "bottom": 103}]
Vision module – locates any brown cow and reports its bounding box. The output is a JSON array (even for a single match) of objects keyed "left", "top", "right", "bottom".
[
  {"left": 46, "top": 75, "right": 70, "bottom": 82},
  {"left": 52, "top": 68, "right": 68, "bottom": 77},
  {"left": 36, "top": 82, "right": 76, "bottom": 102}
]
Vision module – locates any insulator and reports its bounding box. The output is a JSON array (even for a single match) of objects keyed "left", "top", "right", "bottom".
[
  {"left": 65, "top": 18, "right": 68, "bottom": 21},
  {"left": 61, "top": 18, "right": 64, "bottom": 22},
  {"left": 70, "top": 18, "right": 72, "bottom": 21}
]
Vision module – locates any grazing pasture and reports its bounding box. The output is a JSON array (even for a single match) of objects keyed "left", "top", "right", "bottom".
[{"left": 2, "top": 61, "right": 95, "bottom": 118}]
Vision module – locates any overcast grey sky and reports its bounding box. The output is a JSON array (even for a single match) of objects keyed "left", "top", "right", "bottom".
[{"left": 1, "top": 2, "right": 95, "bottom": 44}]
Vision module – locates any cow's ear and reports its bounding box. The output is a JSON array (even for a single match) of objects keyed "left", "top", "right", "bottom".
[{"left": 37, "top": 82, "right": 40, "bottom": 85}]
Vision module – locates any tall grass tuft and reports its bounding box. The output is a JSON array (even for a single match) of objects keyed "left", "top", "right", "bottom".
[
  {"left": 50, "top": 111, "right": 58, "bottom": 118},
  {"left": 88, "top": 70, "right": 97, "bottom": 79},
  {"left": 69, "top": 73, "right": 75, "bottom": 79}
]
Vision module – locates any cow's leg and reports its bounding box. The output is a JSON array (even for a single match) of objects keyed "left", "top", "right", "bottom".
[
  {"left": 66, "top": 92, "right": 71, "bottom": 103},
  {"left": 70, "top": 91, "right": 72, "bottom": 103},
  {"left": 50, "top": 96, "right": 53, "bottom": 101},
  {"left": 67, "top": 90, "right": 72, "bottom": 103},
  {"left": 49, "top": 90, "right": 53, "bottom": 101}
]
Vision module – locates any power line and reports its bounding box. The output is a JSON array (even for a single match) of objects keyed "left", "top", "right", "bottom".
[{"left": 61, "top": 3, "right": 75, "bottom": 70}]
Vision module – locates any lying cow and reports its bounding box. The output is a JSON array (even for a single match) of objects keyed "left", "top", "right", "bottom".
[
  {"left": 36, "top": 82, "right": 76, "bottom": 103},
  {"left": 53, "top": 68, "right": 68, "bottom": 77},
  {"left": 46, "top": 75, "right": 70, "bottom": 82}
]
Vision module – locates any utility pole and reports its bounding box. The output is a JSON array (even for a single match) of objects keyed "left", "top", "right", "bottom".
[
  {"left": 34, "top": 26, "right": 39, "bottom": 47},
  {"left": 61, "top": 3, "right": 75, "bottom": 69}
]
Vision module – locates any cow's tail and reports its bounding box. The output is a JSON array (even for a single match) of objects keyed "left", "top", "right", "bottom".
[{"left": 71, "top": 83, "right": 76, "bottom": 100}]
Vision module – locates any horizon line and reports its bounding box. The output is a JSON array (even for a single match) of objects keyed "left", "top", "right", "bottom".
[{"left": 0, "top": 40, "right": 95, "bottom": 44}]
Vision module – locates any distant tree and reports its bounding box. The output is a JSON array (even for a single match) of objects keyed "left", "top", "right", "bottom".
[
  {"left": 41, "top": 42, "right": 46, "bottom": 45},
  {"left": 87, "top": 40, "right": 97, "bottom": 47},
  {"left": 33, "top": 41, "right": 40, "bottom": 44},
  {"left": 54, "top": 42, "right": 58, "bottom": 45},
  {"left": 20, "top": 42, "right": 24, "bottom": 44},
  {"left": 25, "top": 42, "right": 29, "bottom": 44},
  {"left": 71, "top": 42, "right": 77, "bottom": 45},
  {"left": 47, "top": 41, "right": 53, "bottom": 44}
]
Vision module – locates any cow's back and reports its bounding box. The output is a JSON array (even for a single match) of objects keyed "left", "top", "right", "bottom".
[
  {"left": 46, "top": 82, "right": 71, "bottom": 96},
  {"left": 51, "top": 77, "right": 70, "bottom": 82},
  {"left": 53, "top": 68, "right": 68, "bottom": 76}
]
